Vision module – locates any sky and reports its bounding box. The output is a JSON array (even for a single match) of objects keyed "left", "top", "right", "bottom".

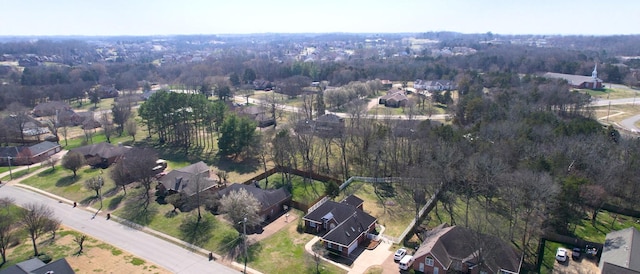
[{"left": 1, "top": 0, "right": 639, "bottom": 36}]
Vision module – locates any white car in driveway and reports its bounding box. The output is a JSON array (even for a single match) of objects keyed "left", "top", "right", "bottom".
[
  {"left": 394, "top": 248, "right": 407, "bottom": 261},
  {"left": 556, "top": 247, "right": 568, "bottom": 262}
]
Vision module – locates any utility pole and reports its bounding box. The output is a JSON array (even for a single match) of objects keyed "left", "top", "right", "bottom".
[
  {"left": 7, "top": 156, "right": 13, "bottom": 179},
  {"left": 241, "top": 216, "right": 248, "bottom": 273}
]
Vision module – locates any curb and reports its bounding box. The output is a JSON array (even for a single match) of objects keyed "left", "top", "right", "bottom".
[{"left": 13, "top": 183, "right": 263, "bottom": 274}]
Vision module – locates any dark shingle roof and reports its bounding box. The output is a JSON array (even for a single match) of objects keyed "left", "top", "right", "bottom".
[
  {"left": 0, "top": 258, "right": 45, "bottom": 274},
  {"left": 414, "top": 224, "right": 521, "bottom": 273},
  {"left": 341, "top": 195, "right": 363, "bottom": 208},
  {"left": 70, "top": 142, "right": 130, "bottom": 159},
  {"left": 218, "top": 184, "right": 291, "bottom": 212},
  {"left": 159, "top": 161, "right": 213, "bottom": 197},
  {"left": 31, "top": 258, "right": 75, "bottom": 274},
  {"left": 322, "top": 210, "right": 376, "bottom": 247},
  {"left": 28, "top": 141, "right": 60, "bottom": 156}
]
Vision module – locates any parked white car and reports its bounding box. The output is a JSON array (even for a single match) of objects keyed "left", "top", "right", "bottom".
[
  {"left": 394, "top": 248, "right": 407, "bottom": 261},
  {"left": 556, "top": 247, "right": 568, "bottom": 262}
]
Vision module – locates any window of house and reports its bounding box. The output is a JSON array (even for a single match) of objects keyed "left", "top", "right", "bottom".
[
  {"left": 454, "top": 261, "right": 462, "bottom": 270},
  {"left": 327, "top": 242, "right": 332, "bottom": 248},
  {"left": 426, "top": 257, "right": 434, "bottom": 266},
  {"left": 338, "top": 246, "right": 343, "bottom": 252},
  {"left": 309, "top": 222, "right": 316, "bottom": 228}
]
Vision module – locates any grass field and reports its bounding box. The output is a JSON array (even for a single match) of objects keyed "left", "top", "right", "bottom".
[
  {"left": 246, "top": 210, "right": 346, "bottom": 274},
  {"left": 258, "top": 173, "right": 326, "bottom": 205},
  {"left": 583, "top": 87, "right": 639, "bottom": 100}
]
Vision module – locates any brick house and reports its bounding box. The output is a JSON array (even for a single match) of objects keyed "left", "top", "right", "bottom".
[
  {"left": 69, "top": 142, "right": 131, "bottom": 168},
  {"left": 216, "top": 183, "right": 291, "bottom": 221},
  {"left": 303, "top": 195, "right": 377, "bottom": 257},
  {"left": 412, "top": 224, "right": 522, "bottom": 274},
  {"left": 0, "top": 141, "right": 61, "bottom": 166}
]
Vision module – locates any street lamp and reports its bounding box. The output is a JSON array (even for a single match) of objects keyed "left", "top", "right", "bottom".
[
  {"left": 239, "top": 216, "right": 248, "bottom": 273},
  {"left": 7, "top": 156, "right": 13, "bottom": 179}
]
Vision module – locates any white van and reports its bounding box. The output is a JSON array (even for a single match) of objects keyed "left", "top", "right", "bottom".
[{"left": 399, "top": 255, "right": 414, "bottom": 271}]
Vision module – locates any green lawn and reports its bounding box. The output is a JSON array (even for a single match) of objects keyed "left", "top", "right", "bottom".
[
  {"left": 258, "top": 173, "right": 326, "bottom": 205},
  {"left": 74, "top": 98, "right": 116, "bottom": 112},
  {"left": 247, "top": 210, "right": 347, "bottom": 274},
  {"left": 336, "top": 181, "right": 415, "bottom": 238},
  {"left": 582, "top": 87, "right": 639, "bottom": 100},
  {"left": 1, "top": 167, "right": 36, "bottom": 182},
  {"left": 20, "top": 166, "right": 116, "bottom": 206}
]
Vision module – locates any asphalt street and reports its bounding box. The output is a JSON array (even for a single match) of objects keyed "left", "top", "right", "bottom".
[{"left": 0, "top": 184, "right": 238, "bottom": 274}]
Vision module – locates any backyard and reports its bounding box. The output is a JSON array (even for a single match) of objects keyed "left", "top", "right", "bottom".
[
  {"left": 337, "top": 181, "right": 416, "bottom": 238},
  {"left": 258, "top": 172, "right": 327, "bottom": 205}
]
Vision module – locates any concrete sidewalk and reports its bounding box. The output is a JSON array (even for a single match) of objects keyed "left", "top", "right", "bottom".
[{"left": 1, "top": 155, "right": 262, "bottom": 274}]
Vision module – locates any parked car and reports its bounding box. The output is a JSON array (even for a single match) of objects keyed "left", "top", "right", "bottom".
[
  {"left": 399, "top": 255, "right": 414, "bottom": 270},
  {"left": 394, "top": 248, "right": 407, "bottom": 261},
  {"left": 572, "top": 247, "right": 581, "bottom": 260},
  {"left": 585, "top": 245, "right": 598, "bottom": 257},
  {"left": 556, "top": 247, "right": 568, "bottom": 262}
]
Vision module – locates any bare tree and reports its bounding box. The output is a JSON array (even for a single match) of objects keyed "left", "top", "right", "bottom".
[
  {"left": 219, "top": 188, "right": 263, "bottom": 231},
  {"left": 100, "top": 113, "right": 115, "bottom": 143},
  {"left": 62, "top": 151, "right": 86, "bottom": 178},
  {"left": 74, "top": 234, "right": 87, "bottom": 255},
  {"left": 20, "top": 203, "right": 61, "bottom": 256},
  {"left": 118, "top": 148, "right": 159, "bottom": 208},
  {"left": 124, "top": 119, "right": 138, "bottom": 141},
  {"left": 43, "top": 156, "right": 59, "bottom": 170},
  {"left": 0, "top": 198, "right": 16, "bottom": 266},
  {"left": 84, "top": 176, "right": 104, "bottom": 209}
]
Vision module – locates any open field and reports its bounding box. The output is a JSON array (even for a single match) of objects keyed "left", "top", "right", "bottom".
[
  {"left": 583, "top": 87, "right": 639, "bottom": 100},
  {"left": 0, "top": 225, "right": 169, "bottom": 274}
]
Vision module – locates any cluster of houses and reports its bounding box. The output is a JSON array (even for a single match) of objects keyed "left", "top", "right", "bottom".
[{"left": 378, "top": 79, "right": 456, "bottom": 108}]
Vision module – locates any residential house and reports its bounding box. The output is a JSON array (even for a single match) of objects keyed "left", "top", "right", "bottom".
[
  {"left": 0, "top": 257, "right": 75, "bottom": 274},
  {"left": 69, "top": 142, "right": 131, "bottom": 168},
  {"left": 379, "top": 89, "right": 408, "bottom": 108},
  {"left": 216, "top": 183, "right": 291, "bottom": 221},
  {"left": 412, "top": 223, "right": 522, "bottom": 274},
  {"left": 296, "top": 113, "right": 345, "bottom": 138},
  {"left": 414, "top": 79, "right": 456, "bottom": 92},
  {"left": 600, "top": 227, "right": 640, "bottom": 274},
  {"left": 237, "top": 106, "right": 275, "bottom": 128},
  {"left": 381, "top": 80, "right": 393, "bottom": 89},
  {"left": 252, "top": 79, "right": 272, "bottom": 90},
  {"left": 32, "top": 101, "right": 72, "bottom": 117},
  {"left": 94, "top": 85, "right": 120, "bottom": 98},
  {"left": 303, "top": 195, "right": 377, "bottom": 257},
  {"left": 0, "top": 141, "right": 61, "bottom": 166},
  {"left": 157, "top": 161, "right": 216, "bottom": 199}
]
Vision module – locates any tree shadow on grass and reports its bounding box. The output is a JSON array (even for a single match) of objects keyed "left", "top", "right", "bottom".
[
  {"left": 107, "top": 195, "right": 125, "bottom": 211},
  {"left": 56, "top": 175, "right": 79, "bottom": 187},
  {"left": 215, "top": 156, "right": 260, "bottom": 175},
  {"left": 80, "top": 195, "right": 99, "bottom": 206},
  {"left": 119, "top": 199, "right": 158, "bottom": 226},
  {"left": 180, "top": 213, "right": 214, "bottom": 246},
  {"left": 165, "top": 210, "right": 179, "bottom": 218}
]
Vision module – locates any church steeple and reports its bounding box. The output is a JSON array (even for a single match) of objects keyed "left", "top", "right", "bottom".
[{"left": 592, "top": 63, "right": 598, "bottom": 79}]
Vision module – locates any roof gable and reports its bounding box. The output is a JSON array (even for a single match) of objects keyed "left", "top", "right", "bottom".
[
  {"left": 217, "top": 184, "right": 291, "bottom": 211},
  {"left": 414, "top": 224, "right": 521, "bottom": 273}
]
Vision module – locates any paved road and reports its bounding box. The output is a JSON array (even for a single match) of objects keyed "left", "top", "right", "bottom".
[
  {"left": 0, "top": 184, "right": 237, "bottom": 274},
  {"left": 621, "top": 114, "right": 640, "bottom": 132}
]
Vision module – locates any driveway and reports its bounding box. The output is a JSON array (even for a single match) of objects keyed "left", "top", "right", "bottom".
[
  {"left": 348, "top": 240, "right": 396, "bottom": 274},
  {"left": 0, "top": 177, "right": 239, "bottom": 273}
]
